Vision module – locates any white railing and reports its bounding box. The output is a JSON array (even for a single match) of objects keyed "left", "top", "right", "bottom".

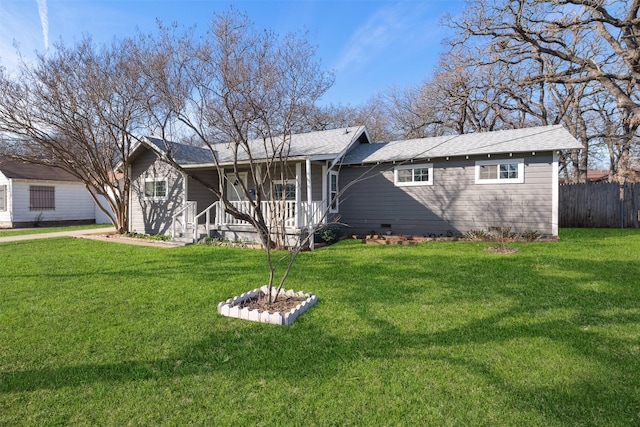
[
  {"left": 173, "top": 200, "right": 326, "bottom": 241},
  {"left": 192, "top": 201, "right": 221, "bottom": 241},
  {"left": 221, "top": 200, "right": 325, "bottom": 229},
  {"left": 171, "top": 201, "right": 197, "bottom": 239}
]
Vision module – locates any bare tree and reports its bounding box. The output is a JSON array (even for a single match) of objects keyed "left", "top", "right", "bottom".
[
  {"left": 300, "top": 98, "right": 394, "bottom": 142},
  {"left": 146, "top": 10, "right": 338, "bottom": 303},
  {"left": 384, "top": 82, "right": 444, "bottom": 139},
  {"left": 0, "top": 36, "right": 160, "bottom": 232},
  {"left": 447, "top": 0, "right": 640, "bottom": 179}
]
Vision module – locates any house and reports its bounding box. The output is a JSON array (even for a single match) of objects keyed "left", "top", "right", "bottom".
[
  {"left": 127, "top": 125, "right": 582, "bottom": 242},
  {"left": 0, "top": 158, "right": 108, "bottom": 228},
  {"left": 127, "top": 126, "right": 369, "bottom": 242}
]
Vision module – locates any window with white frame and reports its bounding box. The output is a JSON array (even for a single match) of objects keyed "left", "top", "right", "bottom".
[
  {"left": 329, "top": 170, "right": 339, "bottom": 212},
  {"left": 273, "top": 180, "right": 296, "bottom": 201},
  {"left": 0, "top": 185, "right": 6, "bottom": 211},
  {"left": 475, "top": 159, "right": 524, "bottom": 184},
  {"left": 144, "top": 178, "right": 167, "bottom": 199},
  {"left": 29, "top": 185, "right": 55, "bottom": 211},
  {"left": 394, "top": 163, "right": 433, "bottom": 186}
]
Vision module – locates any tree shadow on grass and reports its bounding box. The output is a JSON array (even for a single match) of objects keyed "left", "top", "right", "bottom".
[{"left": 1, "top": 241, "right": 640, "bottom": 425}]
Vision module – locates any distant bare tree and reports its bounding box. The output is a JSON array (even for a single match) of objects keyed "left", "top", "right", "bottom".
[
  {"left": 447, "top": 0, "right": 640, "bottom": 180},
  {"left": 384, "top": 83, "right": 443, "bottom": 139},
  {"left": 300, "top": 98, "right": 394, "bottom": 142}
]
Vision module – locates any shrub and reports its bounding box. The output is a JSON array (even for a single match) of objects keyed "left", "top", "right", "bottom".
[
  {"left": 490, "top": 226, "right": 516, "bottom": 240},
  {"left": 464, "top": 229, "right": 491, "bottom": 241},
  {"left": 520, "top": 229, "right": 541, "bottom": 242},
  {"left": 317, "top": 226, "right": 343, "bottom": 244},
  {"left": 124, "top": 232, "right": 170, "bottom": 241}
]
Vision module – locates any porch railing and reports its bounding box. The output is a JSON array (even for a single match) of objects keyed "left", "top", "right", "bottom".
[
  {"left": 221, "top": 200, "right": 325, "bottom": 229},
  {"left": 173, "top": 200, "right": 326, "bottom": 241},
  {"left": 171, "top": 201, "right": 197, "bottom": 239},
  {"left": 192, "top": 201, "right": 220, "bottom": 242}
]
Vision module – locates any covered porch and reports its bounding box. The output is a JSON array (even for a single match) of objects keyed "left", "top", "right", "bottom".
[
  {"left": 170, "top": 158, "right": 335, "bottom": 244},
  {"left": 171, "top": 199, "right": 327, "bottom": 243}
]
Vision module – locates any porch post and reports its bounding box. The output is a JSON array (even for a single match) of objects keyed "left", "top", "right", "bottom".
[
  {"left": 219, "top": 167, "right": 225, "bottom": 226},
  {"left": 306, "top": 157, "right": 314, "bottom": 250},
  {"left": 322, "top": 163, "right": 327, "bottom": 220},
  {"left": 551, "top": 152, "right": 559, "bottom": 237},
  {"left": 295, "top": 163, "right": 301, "bottom": 228}
]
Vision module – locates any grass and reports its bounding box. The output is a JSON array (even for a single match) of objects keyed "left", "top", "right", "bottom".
[
  {"left": 1, "top": 228, "right": 639, "bottom": 425},
  {"left": 0, "top": 223, "right": 110, "bottom": 237}
]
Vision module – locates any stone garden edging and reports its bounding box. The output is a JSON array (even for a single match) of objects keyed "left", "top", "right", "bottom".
[{"left": 217, "top": 285, "right": 318, "bottom": 326}]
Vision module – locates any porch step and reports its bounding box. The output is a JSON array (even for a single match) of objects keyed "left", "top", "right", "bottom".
[
  {"left": 172, "top": 236, "right": 196, "bottom": 244},
  {"left": 172, "top": 225, "right": 213, "bottom": 244}
]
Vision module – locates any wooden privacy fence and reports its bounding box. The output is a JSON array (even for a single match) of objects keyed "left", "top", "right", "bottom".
[{"left": 559, "top": 182, "right": 640, "bottom": 228}]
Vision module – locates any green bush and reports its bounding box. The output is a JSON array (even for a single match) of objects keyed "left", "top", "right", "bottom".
[{"left": 317, "top": 226, "right": 343, "bottom": 244}]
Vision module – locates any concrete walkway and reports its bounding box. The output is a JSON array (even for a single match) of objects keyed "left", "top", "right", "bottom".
[{"left": 0, "top": 227, "right": 185, "bottom": 247}]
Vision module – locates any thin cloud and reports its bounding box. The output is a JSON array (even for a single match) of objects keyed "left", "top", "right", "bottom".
[
  {"left": 36, "top": 0, "right": 48, "bottom": 51},
  {"left": 0, "top": 2, "right": 42, "bottom": 71},
  {"left": 333, "top": 3, "right": 433, "bottom": 75}
]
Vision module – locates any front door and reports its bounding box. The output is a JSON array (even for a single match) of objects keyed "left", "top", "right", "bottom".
[{"left": 225, "top": 173, "right": 248, "bottom": 201}]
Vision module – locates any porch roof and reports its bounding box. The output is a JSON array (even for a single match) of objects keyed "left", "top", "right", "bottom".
[
  {"left": 341, "top": 125, "right": 583, "bottom": 164},
  {"left": 142, "top": 126, "right": 370, "bottom": 167}
]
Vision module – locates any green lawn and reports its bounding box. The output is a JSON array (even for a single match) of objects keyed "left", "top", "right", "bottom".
[
  {"left": 0, "top": 223, "right": 110, "bottom": 238},
  {"left": 1, "top": 229, "right": 639, "bottom": 426}
]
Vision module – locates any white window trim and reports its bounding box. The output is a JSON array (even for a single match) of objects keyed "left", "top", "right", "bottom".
[
  {"left": 144, "top": 177, "right": 168, "bottom": 200},
  {"left": 394, "top": 163, "right": 433, "bottom": 187},
  {"left": 273, "top": 179, "right": 297, "bottom": 201},
  {"left": 475, "top": 158, "right": 524, "bottom": 184},
  {"left": 329, "top": 170, "right": 339, "bottom": 213}
]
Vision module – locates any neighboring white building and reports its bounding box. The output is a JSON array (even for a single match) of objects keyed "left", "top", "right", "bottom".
[{"left": 0, "top": 158, "right": 110, "bottom": 228}]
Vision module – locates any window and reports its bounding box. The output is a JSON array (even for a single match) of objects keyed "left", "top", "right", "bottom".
[
  {"left": 329, "top": 171, "right": 339, "bottom": 212},
  {"left": 29, "top": 185, "right": 55, "bottom": 211},
  {"left": 144, "top": 179, "right": 167, "bottom": 199},
  {"left": 394, "top": 163, "right": 433, "bottom": 186},
  {"left": 475, "top": 159, "right": 524, "bottom": 184},
  {"left": 0, "top": 185, "right": 6, "bottom": 211},
  {"left": 274, "top": 180, "right": 296, "bottom": 201}
]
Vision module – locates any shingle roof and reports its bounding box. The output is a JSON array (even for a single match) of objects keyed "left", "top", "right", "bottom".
[
  {"left": 143, "top": 126, "right": 369, "bottom": 166},
  {"left": 342, "top": 125, "right": 582, "bottom": 164},
  {"left": 0, "top": 158, "right": 79, "bottom": 182},
  {"left": 144, "top": 137, "right": 214, "bottom": 165}
]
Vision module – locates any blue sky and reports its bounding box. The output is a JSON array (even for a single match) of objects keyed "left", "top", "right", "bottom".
[{"left": 0, "top": 0, "right": 465, "bottom": 106}]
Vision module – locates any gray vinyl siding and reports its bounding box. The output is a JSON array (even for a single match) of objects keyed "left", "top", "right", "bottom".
[
  {"left": 339, "top": 153, "right": 555, "bottom": 237},
  {"left": 129, "top": 150, "right": 184, "bottom": 235},
  {"left": 187, "top": 170, "right": 220, "bottom": 214}
]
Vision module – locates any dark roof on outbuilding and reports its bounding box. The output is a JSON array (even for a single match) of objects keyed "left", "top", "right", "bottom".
[{"left": 0, "top": 158, "right": 79, "bottom": 182}]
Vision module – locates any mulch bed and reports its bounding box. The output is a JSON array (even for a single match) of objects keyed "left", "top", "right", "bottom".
[{"left": 238, "top": 293, "right": 307, "bottom": 312}]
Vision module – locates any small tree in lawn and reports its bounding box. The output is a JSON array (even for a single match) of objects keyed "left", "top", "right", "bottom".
[{"left": 148, "top": 10, "right": 336, "bottom": 304}]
